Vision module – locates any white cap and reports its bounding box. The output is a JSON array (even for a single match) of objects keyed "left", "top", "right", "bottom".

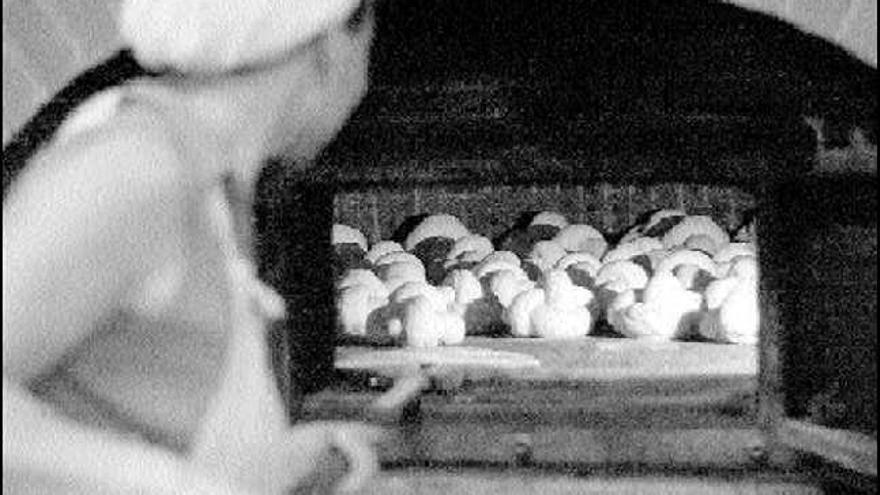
[{"left": 119, "top": 0, "right": 362, "bottom": 74}]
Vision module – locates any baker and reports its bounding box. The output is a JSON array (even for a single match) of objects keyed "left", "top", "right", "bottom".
[{"left": 3, "top": 0, "right": 381, "bottom": 493}]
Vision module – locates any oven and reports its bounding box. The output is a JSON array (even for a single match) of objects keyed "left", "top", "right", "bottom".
[{"left": 253, "top": 1, "right": 877, "bottom": 492}]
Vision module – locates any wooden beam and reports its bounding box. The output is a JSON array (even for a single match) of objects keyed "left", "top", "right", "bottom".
[{"left": 778, "top": 419, "right": 877, "bottom": 477}]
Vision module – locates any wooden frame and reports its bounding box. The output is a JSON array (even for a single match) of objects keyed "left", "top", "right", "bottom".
[
  {"left": 778, "top": 420, "right": 877, "bottom": 477},
  {"left": 757, "top": 175, "right": 878, "bottom": 477}
]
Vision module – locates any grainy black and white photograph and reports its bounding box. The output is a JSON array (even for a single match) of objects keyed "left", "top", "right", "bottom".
[{"left": 2, "top": 0, "right": 876, "bottom": 493}]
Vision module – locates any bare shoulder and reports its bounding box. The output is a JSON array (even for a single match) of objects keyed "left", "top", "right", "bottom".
[
  {"left": 32, "top": 109, "right": 191, "bottom": 195},
  {"left": 3, "top": 104, "right": 199, "bottom": 238}
]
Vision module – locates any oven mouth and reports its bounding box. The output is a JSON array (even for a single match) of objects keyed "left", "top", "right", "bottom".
[{"left": 263, "top": 3, "right": 876, "bottom": 472}]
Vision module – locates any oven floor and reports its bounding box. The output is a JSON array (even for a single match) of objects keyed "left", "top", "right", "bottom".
[
  {"left": 309, "top": 339, "right": 762, "bottom": 470},
  {"left": 336, "top": 337, "right": 757, "bottom": 381}
]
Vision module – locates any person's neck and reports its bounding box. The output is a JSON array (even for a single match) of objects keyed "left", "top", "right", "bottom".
[
  {"left": 149, "top": 56, "right": 315, "bottom": 259},
  {"left": 159, "top": 54, "right": 313, "bottom": 193}
]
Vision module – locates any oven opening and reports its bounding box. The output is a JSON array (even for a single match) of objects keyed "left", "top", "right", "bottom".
[{"left": 329, "top": 183, "right": 761, "bottom": 373}]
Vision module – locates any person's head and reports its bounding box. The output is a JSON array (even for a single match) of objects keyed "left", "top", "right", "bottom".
[
  {"left": 264, "top": 3, "right": 375, "bottom": 161},
  {"left": 120, "top": 0, "right": 376, "bottom": 163}
]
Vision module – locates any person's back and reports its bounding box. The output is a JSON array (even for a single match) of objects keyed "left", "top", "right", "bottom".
[{"left": 14, "top": 83, "right": 238, "bottom": 451}]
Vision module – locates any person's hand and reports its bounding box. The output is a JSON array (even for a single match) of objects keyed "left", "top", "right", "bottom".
[
  {"left": 173, "top": 464, "right": 259, "bottom": 495},
  {"left": 193, "top": 420, "right": 386, "bottom": 495},
  {"left": 276, "top": 421, "right": 387, "bottom": 495}
]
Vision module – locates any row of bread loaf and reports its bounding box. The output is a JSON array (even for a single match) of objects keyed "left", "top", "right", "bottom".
[{"left": 331, "top": 209, "right": 758, "bottom": 347}]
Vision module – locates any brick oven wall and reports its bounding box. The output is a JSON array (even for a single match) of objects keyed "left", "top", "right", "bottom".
[{"left": 333, "top": 182, "right": 756, "bottom": 244}]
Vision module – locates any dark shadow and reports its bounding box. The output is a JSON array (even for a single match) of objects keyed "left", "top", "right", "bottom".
[{"left": 390, "top": 213, "right": 432, "bottom": 245}]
